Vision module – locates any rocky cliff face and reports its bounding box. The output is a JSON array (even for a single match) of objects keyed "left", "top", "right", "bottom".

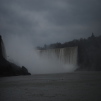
[{"left": 0, "top": 35, "right": 31, "bottom": 77}]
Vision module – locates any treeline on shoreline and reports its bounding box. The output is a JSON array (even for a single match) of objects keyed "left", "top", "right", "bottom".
[{"left": 37, "top": 33, "right": 101, "bottom": 71}]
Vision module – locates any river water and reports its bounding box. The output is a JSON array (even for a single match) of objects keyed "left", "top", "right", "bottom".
[{"left": 0, "top": 71, "right": 101, "bottom": 101}]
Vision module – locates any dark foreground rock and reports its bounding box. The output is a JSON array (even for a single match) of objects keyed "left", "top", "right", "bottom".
[{"left": 0, "top": 35, "right": 31, "bottom": 77}]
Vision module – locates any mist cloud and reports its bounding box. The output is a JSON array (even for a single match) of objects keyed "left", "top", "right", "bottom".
[{"left": 4, "top": 35, "right": 77, "bottom": 74}]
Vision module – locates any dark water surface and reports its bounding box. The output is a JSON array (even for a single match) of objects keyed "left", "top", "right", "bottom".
[{"left": 0, "top": 71, "right": 101, "bottom": 101}]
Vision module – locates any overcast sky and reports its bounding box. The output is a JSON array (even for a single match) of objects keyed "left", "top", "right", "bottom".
[{"left": 0, "top": 0, "right": 101, "bottom": 46}]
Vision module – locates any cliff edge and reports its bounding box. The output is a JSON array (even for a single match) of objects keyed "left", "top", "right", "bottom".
[{"left": 0, "top": 35, "right": 31, "bottom": 77}]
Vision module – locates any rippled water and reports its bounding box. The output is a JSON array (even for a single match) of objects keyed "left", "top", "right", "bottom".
[{"left": 0, "top": 71, "right": 101, "bottom": 101}]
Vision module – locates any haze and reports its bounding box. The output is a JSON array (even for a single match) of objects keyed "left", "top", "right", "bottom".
[
  {"left": 0, "top": 0, "right": 101, "bottom": 74},
  {"left": 4, "top": 35, "right": 78, "bottom": 74}
]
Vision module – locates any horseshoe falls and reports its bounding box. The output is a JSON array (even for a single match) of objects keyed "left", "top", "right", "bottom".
[
  {"left": 37, "top": 46, "right": 78, "bottom": 73},
  {"left": 38, "top": 47, "right": 78, "bottom": 65}
]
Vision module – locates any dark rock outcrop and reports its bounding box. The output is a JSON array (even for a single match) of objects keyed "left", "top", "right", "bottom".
[
  {"left": 22, "top": 66, "right": 31, "bottom": 75},
  {"left": 0, "top": 35, "right": 31, "bottom": 77}
]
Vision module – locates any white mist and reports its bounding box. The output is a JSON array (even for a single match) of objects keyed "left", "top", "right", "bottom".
[{"left": 4, "top": 35, "right": 78, "bottom": 74}]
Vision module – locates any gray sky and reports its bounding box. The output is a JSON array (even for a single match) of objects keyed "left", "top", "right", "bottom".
[{"left": 0, "top": 0, "right": 101, "bottom": 46}]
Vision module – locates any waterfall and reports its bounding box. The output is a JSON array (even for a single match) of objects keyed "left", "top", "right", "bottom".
[{"left": 38, "top": 46, "right": 78, "bottom": 65}]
